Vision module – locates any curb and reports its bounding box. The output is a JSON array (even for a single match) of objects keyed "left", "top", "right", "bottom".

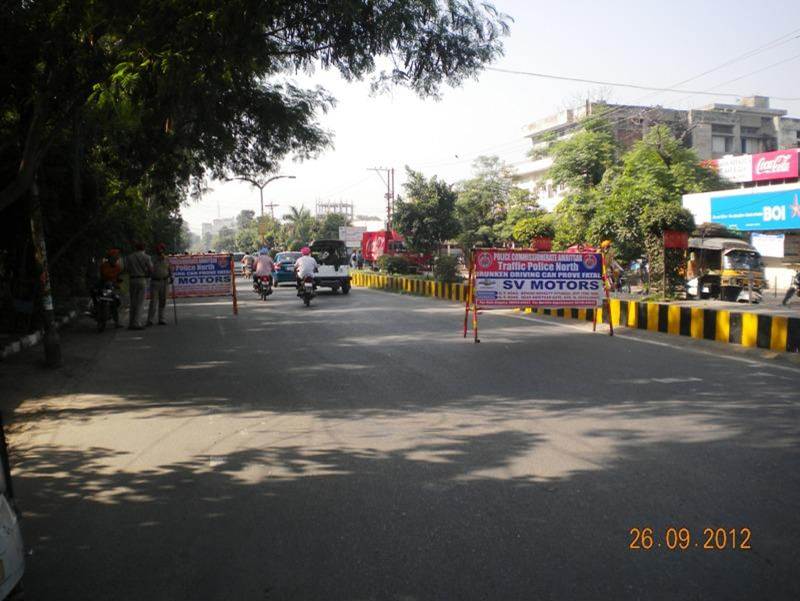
[
  {"left": 351, "top": 272, "right": 800, "bottom": 354},
  {"left": 0, "top": 310, "right": 78, "bottom": 361}
]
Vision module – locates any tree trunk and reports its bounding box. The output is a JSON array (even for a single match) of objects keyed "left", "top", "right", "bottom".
[{"left": 29, "top": 177, "right": 62, "bottom": 367}]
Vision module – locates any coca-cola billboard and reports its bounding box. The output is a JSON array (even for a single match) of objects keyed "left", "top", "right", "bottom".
[
  {"left": 752, "top": 149, "right": 799, "bottom": 181},
  {"left": 709, "top": 148, "right": 799, "bottom": 183}
]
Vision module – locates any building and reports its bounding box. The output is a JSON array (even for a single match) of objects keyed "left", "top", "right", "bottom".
[
  {"left": 682, "top": 148, "right": 800, "bottom": 289},
  {"left": 514, "top": 96, "right": 800, "bottom": 210},
  {"left": 200, "top": 217, "right": 236, "bottom": 238},
  {"left": 315, "top": 200, "right": 355, "bottom": 220}
]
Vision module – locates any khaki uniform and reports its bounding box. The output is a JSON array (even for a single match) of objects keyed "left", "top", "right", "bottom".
[
  {"left": 126, "top": 250, "right": 153, "bottom": 328},
  {"left": 148, "top": 254, "right": 172, "bottom": 324}
]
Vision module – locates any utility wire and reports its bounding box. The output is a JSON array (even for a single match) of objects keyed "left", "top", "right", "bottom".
[{"left": 486, "top": 66, "right": 800, "bottom": 101}]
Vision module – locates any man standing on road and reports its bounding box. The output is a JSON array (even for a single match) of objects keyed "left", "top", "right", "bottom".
[
  {"left": 782, "top": 269, "right": 800, "bottom": 306},
  {"left": 147, "top": 243, "right": 172, "bottom": 326},
  {"left": 125, "top": 242, "right": 153, "bottom": 330}
]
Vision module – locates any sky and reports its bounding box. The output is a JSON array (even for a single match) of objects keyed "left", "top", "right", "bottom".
[{"left": 181, "top": 0, "right": 800, "bottom": 233}]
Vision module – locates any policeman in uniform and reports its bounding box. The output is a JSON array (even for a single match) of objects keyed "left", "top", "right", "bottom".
[
  {"left": 148, "top": 243, "right": 173, "bottom": 326},
  {"left": 125, "top": 242, "right": 153, "bottom": 330}
]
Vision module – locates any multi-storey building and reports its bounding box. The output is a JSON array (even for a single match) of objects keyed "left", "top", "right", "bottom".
[{"left": 514, "top": 96, "right": 800, "bottom": 210}]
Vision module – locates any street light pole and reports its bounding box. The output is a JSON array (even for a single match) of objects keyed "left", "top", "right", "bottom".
[{"left": 234, "top": 175, "right": 296, "bottom": 219}]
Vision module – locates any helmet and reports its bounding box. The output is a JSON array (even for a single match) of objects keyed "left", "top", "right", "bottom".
[
  {"left": 300, "top": 246, "right": 311, "bottom": 256},
  {"left": 107, "top": 248, "right": 120, "bottom": 257},
  {"left": 600, "top": 240, "right": 612, "bottom": 249},
  {"left": 155, "top": 242, "right": 167, "bottom": 253},
  {"left": 259, "top": 246, "right": 270, "bottom": 255}
]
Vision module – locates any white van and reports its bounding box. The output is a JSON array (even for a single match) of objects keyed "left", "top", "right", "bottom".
[{"left": 310, "top": 239, "right": 351, "bottom": 294}]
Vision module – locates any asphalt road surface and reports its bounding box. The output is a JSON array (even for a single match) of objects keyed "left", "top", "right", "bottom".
[{"left": 3, "top": 281, "right": 799, "bottom": 600}]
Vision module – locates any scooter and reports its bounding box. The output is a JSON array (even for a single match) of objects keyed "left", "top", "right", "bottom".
[
  {"left": 93, "top": 282, "right": 120, "bottom": 332},
  {"left": 255, "top": 274, "right": 273, "bottom": 301},
  {"left": 299, "top": 275, "right": 315, "bottom": 307}
]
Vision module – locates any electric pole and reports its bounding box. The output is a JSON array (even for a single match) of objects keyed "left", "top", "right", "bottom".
[{"left": 368, "top": 167, "right": 395, "bottom": 230}]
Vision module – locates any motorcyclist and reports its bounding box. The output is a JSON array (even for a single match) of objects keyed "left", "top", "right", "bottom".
[
  {"left": 95, "top": 248, "right": 123, "bottom": 328},
  {"left": 782, "top": 269, "right": 800, "bottom": 306},
  {"left": 294, "top": 246, "right": 318, "bottom": 295},
  {"left": 254, "top": 247, "right": 274, "bottom": 291}
]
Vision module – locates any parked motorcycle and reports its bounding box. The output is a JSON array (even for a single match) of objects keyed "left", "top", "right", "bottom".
[
  {"left": 93, "top": 282, "right": 120, "bottom": 332},
  {"left": 299, "top": 275, "right": 315, "bottom": 307},
  {"left": 255, "top": 274, "right": 273, "bottom": 301}
]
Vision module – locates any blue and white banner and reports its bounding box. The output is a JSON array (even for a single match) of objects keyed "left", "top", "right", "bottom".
[
  {"left": 710, "top": 189, "right": 800, "bottom": 231},
  {"left": 473, "top": 250, "right": 604, "bottom": 308}
]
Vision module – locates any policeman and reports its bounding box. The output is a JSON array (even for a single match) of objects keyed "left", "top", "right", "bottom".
[
  {"left": 125, "top": 242, "right": 153, "bottom": 330},
  {"left": 148, "top": 243, "right": 173, "bottom": 326}
]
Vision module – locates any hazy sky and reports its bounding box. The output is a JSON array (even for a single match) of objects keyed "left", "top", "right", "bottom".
[{"left": 181, "top": 0, "right": 800, "bottom": 233}]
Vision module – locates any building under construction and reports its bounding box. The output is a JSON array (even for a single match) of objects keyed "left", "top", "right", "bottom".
[{"left": 315, "top": 200, "right": 354, "bottom": 220}]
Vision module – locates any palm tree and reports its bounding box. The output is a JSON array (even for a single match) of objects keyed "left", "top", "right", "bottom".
[{"left": 283, "top": 205, "right": 315, "bottom": 245}]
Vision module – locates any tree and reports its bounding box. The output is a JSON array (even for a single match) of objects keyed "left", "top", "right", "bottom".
[
  {"left": 236, "top": 210, "right": 256, "bottom": 231},
  {"left": 394, "top": 168, "right": 459, "bottom": 255},
  {"left": 283, "top": 206, "right": 315, "bottom": 248},
  {"left": 512, "top": 214, "right": 555, "bottom": 244},
  {"left": 235, "top": 227, "right": 261, "bottom": 253},
  {"left": 495, "top": 187, "right": 543, "bottom": 244},
  {"left": 455, "top": 156, "right": 516, "bottom": 248},
  {"left": 546, "top": 116, "right": 618, "bottom": 190},
  {"left": 597, "top": 125, "right": 729, "bottom": 261},
  {"left": 212, "top": 227, "right": 236, "bottom": 252},
  {"left": 314, "top": 213, "right": 352, "bottom": 240},
  {"left": 1, "top": 1, "right": 510, "bottom": 212}
]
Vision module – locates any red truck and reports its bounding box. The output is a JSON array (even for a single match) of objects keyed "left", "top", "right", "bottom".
[{"left": 361, "top": 230, "right": 428, "bottom": 270}]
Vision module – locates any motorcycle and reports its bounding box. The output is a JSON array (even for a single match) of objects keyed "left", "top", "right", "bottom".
[
  {"left": 299, "top": 275, "right": 315, "bottom": 307},
  {"left": 93, "top": 282, "right": 120, "bottom": 332},
  {"left": 255, "top": 274, "right": 273, "bottom": 300}
]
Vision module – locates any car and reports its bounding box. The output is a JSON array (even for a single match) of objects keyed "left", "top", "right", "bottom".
[
  {"left": 272, "top": 251, "right": 302, "bottom": 286},
  {"left": 232, "top": 252, "right": 245, "bottom": 275},
  {"left": 310, "top": 239, "right": 351, "bottom": 293}
]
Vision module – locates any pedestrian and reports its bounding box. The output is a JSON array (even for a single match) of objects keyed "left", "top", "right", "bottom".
[
  {"left": 350, "top": 250, "right": 357, "bottom": 268},
  {"left": 125, "top": 242, "right": 153, "bottom": 330},
  {"left": 356, "top": 250, "right": 364, "bottom": 270},
  {"left": 782, "top": 269, "right": 800, "bottom": 306},
  {"left": 148, "top": 243, "right": 172, "bottom": 326}
]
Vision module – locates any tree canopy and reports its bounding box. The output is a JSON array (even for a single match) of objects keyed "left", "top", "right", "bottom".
[{"left": 394, "top": 168, "right": 459, "bottom": 255}]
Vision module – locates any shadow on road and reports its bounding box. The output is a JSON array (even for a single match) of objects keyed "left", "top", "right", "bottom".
[{"left": 2, "top": 290, "right": 799, "bottom": 599}]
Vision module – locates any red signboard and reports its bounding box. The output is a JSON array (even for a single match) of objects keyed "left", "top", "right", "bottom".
[
  {"left": 663, "top": 230, "right": 689, "bottom": 249},
  {"left": 752, "top": 149, "right": 799, "bottom": 181},
  {"left": 531, "top": 237, "right": 553, "bottom": 251}
]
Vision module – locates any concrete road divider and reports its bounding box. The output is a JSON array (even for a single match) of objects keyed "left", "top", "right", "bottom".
[{"left": 351, "top": 271, "right": 800, "bottom": 353}]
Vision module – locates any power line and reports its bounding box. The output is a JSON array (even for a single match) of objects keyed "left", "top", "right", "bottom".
[{"left": 485, "top": 66, "right": 800, "bottom": 101}]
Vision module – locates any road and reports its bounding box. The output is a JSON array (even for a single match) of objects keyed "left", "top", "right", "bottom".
[{"left": 2, "top": 281, "right": 799, "bottom": 600}]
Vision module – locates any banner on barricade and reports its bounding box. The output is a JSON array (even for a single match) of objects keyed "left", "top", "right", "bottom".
[
  {"left": 463, "top": 248, "right": 610, "bottom": 342},
  {"left": 167, "top": 253, "right": 238, "bottom": 314},
  {"left": 473, "top": 249, "right": 604, "bottom": 308}
]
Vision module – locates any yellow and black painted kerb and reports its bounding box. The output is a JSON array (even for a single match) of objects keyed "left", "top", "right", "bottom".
[{"left": 350, "top": 272, "right": 800, "bottom": 353}]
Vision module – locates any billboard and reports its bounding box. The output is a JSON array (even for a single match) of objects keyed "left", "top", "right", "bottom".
[
  {"left": 339, "top": 226, "right": 367, "bottom": 248},
  {"left": 709, "top": 149, "right": 799, "bottom": 183},
  {"left": 472, "top": 249, "right": 604, "bottom": 308},
  {"left": 169, "top": 254, "right": 233, "bottom": 298},
  {"left": 710, "top": 189, "right": 800, "bottom": 231}
]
